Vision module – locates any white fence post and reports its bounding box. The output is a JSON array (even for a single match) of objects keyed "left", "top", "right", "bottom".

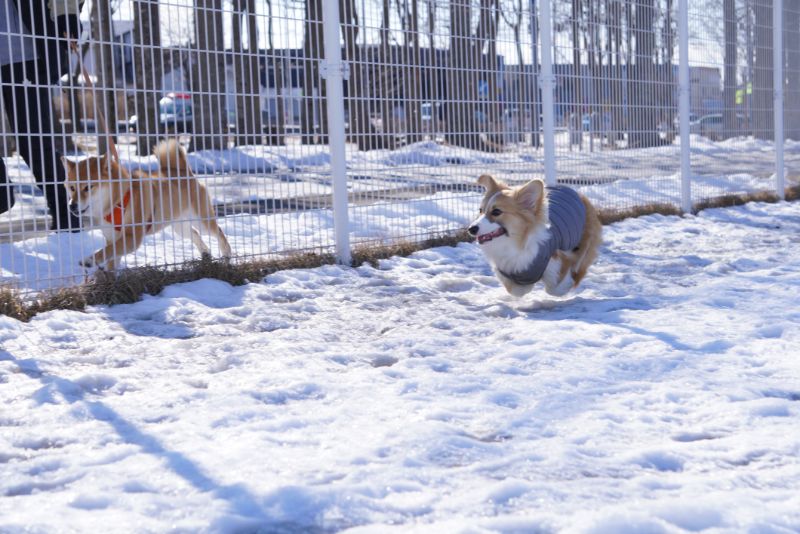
[
  {"left": 321, "top": 1, "right": 352, "bottom": 265},
  {"left": 538, "top": 0, "right": 557, "bottom": 187},
  {"left": 774, "top": 0, "right": 785, "bottom": 200},
  {"left": 678, "top": 0, "right": 692, "bottom": 213}
]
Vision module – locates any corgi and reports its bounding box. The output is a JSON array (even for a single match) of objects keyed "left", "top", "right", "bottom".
[
  {"left": 468, "top": 174, "right": 601, "bottom": 297},
  {"left": 62, "top": 139, "right": 232, "bottom": 270}
]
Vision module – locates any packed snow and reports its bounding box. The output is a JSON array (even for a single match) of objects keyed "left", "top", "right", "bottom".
[{"left": 2, "top": 197, "right": 800, "bottom": 533}]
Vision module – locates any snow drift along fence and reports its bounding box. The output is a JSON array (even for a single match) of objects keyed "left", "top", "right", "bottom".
[{"left": 0, "top": 0, "right": 795, "bottom": 296}]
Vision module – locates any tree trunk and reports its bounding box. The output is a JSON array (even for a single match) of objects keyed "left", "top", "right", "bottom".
[
  {"left": 479, "top": 0, "right": 503, "bottom": 148},
  {"left": 752, "top": 0, "right": 773, "bottom": 140},
  {"left": 447, "top": 2, "right": 478, "bottom": 149},
  {"left": 446, "top": 1, "right": 501, "bottom": 151},
  {"left": 301, "top": 0, "right": 326, "bottom": 144},
  {"left": 133, "top": 0, "right": 162, "bottom": 156},
  {"left": 627, "top": 0, "right": 660, "bottom": 147},
  {"left": 232, "top": 0, "right": 264, "bottom": 146},
  {"left": 530, "top": 0, "right": 541, "bottom": 147},
  {"left": 266, "top": 0, "right": 287, "bottom": 146},
  {"left": 406, "top": 0, "right": 424, "bottom": 144},
  {"left": 426, "top": 0, "right": 440, "bottom": 139},
  {"left": 191, "top": 0, "right": 228, "bottom": 151},
  {"left": 377, "top": 0, "right": 396, "bottom": 148},
  {"left": 340, "top": 0, "right": 384, "bottom": 150},
  {"left": 571, "top": 0, "right": 583, "bottom": 149},
  {"left": 91, "top": 0, "right": 118, "bottom": 154},
  {"left": 723, "top": 0, "right": 738, "bottom": 139},
  {"left": 784, "top": 4, "right": 800, "bottom": 140},
  {"left": 609, "top": 0, "right": 624, "bottom": 143}
]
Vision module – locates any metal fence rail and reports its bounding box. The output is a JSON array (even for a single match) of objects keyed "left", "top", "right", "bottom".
[{"left": 0, "top": 0, "right": 796, "bottom": 296}]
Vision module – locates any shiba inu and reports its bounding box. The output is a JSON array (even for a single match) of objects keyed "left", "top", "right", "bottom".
[
  {"left": 62, "top": 139, "right": 231, "bottom": 270},
  {"left": 469, "top": 174, "right": 601, "bottom": 297}
]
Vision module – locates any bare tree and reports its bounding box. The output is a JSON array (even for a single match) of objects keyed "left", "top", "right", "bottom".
[
  {"left": 426, "top": 0, "right": 440, "bottom": 139},
  {"left": 608, "top": 0, "right": 625, "bottom": 143},
  {"left": 723, "top": 0, "right": 738, "bottom": 139},
  {"left": 377, "top": 0, "right": 396, "bottom": 148},
  {"left": 529, "top": 0, "right": 541, "bottom": 147},
  {"left": 301, "top": 0, "right": 326, "bottom": 144},
  {"left": 133, "top": 0, "right": 162, "bottom": 156},
  {"left": 447, "top": 0, "right": 503, "bottom": 151},
  {"left": 627, "top": 0, "right": 661, "bottom": 147},
  {"left": 500, "top": 0, "right": 527, "bottom": 142},
  {"left": 447, "top": 2, "right": 477, "bottom": 149},
  {"left": 751, "top": 0, "right": 773, "bottom": 140},
  {"left": 232, "top": 0, "right": 264, "bottom": 146},
  {"left": 91, "top": 0, "right": 118, "bottom": 154},
  {"left": 571, "top": 0, "right": 583, "bottom": 148},
  {"left": 785, "top": 3, "right": 800, "bottom": 140},
  {"left": 192, "top": 0, "right": 228, "bottom": 151},
  {"left": 391, "top": 0, "right": 424, "bottom": 144},
  {"left": 340, "top": 0, "right": 385, "bottom": 150},
  {"left": 265, "top": 0, "right": 287, "bottom": 145}
]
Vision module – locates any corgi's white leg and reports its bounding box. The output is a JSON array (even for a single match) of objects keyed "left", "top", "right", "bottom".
[{"left": 542, "top": 256, "right": 573, "bottom": 296}]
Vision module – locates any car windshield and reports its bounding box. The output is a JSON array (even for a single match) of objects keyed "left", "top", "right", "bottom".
[{"left": 160, "top": 97, "right": 191, "bottom": 115}]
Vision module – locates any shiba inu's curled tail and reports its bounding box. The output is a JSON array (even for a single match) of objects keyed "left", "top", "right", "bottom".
[{"left": 154, "top": 139, "right": 192, "bottom": 178}]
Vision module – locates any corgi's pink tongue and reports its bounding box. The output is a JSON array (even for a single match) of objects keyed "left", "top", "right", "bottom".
[{"left": 477, "top": 227, "right": 506, "bottom": 244}]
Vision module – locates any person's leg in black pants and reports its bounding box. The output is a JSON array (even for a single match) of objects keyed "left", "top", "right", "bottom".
[
  {"left": 0, "top": 64, "right": 18, "bottom": 216},
  {"left": 0, "top": 60, "right": 78, "bottom": 230}
]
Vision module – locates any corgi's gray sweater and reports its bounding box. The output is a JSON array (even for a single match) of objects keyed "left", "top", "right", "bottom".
[{"left": 497, "top": 185, "right": 586, "bottom": 286}]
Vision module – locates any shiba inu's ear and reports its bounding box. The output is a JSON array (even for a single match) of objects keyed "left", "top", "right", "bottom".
[
  {"left": 515, "top": 179, "right": 544, "bottom": 210},
  {"left": 60, "top": 156, "right": 75, "bottom": 171},
  {"left": 477, "top": 174, "right": 501, "bottom": 192}
]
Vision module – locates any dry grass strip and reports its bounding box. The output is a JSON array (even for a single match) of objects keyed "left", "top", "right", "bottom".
[{"left": 3, "top": 187, "right": 799, "bottom": 321}]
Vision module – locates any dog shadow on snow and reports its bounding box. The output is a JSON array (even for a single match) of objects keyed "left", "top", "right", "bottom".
[
  {"left": 506, "top": 294, "right": 725, "bottom": 354},
  {"left": 457, "top": 290, "right": 654, "bottom": 319}
]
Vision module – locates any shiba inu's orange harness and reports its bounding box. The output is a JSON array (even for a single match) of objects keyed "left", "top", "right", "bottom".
[{"left": 103, "top": 190, "right": 152, "bottom": 233}]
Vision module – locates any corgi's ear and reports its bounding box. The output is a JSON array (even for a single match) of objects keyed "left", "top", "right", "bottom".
[
  {"left": 515, "top": 179, "right": 544, "bottom": 211},
  {"left": 477, "top": 174, "right": 499, "bottom": 191}
]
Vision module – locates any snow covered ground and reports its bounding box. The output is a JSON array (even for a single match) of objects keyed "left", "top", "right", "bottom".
[{"left": 2, "top": 199, "right": 800, "bottom": 533}]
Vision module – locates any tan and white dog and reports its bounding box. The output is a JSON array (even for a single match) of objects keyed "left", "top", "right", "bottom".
[
  {"left": 63, "top": 140, "right": 231, "bottom": 270},
  {"left": 469, "top": 174, "right": 602, "bottom": 297}
]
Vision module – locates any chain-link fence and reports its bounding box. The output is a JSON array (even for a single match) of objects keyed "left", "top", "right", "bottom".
[{"left": 0, "top": 0, "right": 796, "bottom": 295}]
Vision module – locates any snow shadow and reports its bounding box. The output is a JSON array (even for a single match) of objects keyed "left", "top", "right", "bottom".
[
  {"left": 1, "top": 348, "right": 270, "bottom": 524},
  {"left": 99, "top": 279, "right": 248, "bottom": 340},
  {"left": 522, "top": 295, "right": 734, "bottom": 354}
]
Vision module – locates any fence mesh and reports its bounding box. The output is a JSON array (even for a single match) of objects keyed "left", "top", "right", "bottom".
[{"left": 0, "top": 0, "right": 796, "bottom": 297}]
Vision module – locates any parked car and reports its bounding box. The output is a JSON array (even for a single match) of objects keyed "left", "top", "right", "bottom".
[
  {"left": 502, "top": 107, "right": 531, "bottom": 143},
  {"left": 581, "top": 112, "right": 611, "bottom": 134},
  {"left": 693, "top": 113, "right": 747, "bottom": 141},
  {"left": 673, "top": 113, "right": 699, "bottom": 130},
  {"left": 159, "top": 93, "right": 193, "bottom": 133},
  {"left": 127, "top": 92, "right": 193, "bottom": 133}
]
